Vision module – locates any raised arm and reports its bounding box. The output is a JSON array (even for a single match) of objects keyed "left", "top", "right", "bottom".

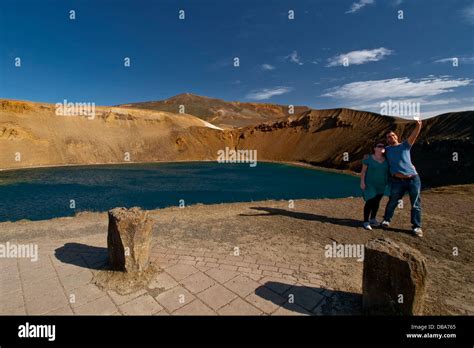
[{"left": 407, "top": 120, "right": 422, "bottom": 146}]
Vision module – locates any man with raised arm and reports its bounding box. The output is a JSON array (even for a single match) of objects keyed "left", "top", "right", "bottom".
[{"left": 381, "top": 120, "right": 423, "bottom": 237}]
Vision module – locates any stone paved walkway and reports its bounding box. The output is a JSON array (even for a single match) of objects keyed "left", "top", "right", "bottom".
[{"left": 0, "top": 237, "right": 361, "bottom": 315}]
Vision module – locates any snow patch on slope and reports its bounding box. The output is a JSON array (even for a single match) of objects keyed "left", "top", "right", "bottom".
[{"left": 201, "top": 120, "right": 223, "bottom": 130}]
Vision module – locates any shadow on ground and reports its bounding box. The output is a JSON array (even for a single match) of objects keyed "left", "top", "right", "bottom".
[
  {"left": 55, "top": 242, "right": 108, "bottom": 270},
  {"left": 241, "top": 207, "right": 409, "bottom": 234},
  {"left": 257, "top": 281, "right": 362, "bottom": 315}
]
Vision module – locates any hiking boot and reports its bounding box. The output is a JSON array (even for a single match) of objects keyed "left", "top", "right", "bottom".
[
  {"left": 363, "top": 222, "right": 373, "bottom": 230},
  {"left": 413, "top": 227, "right": 423, "bottom": 237}
]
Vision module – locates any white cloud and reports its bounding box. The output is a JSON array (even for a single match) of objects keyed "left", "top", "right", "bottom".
[
  {"left": 321, "top": 76, "right": 472, "bottom": 101},
  {"left": 347, "top": 97, "right": 474, "bottom": 119},
  {"left": 416, "top": 98, "right": 461, "bottom": 106},
  {"left": 246, "top": 87, "right": 293, "bottom": 100},
  {"left": 421, "top": 105, "right": 474, "bottom": 118},
  {"left": 285, "top": 51, "right": 303, "bottom": 65},
  {"left": 345, "top": 0, "right": 375, "bottom": 14},
  {"left": 261, "top": 64, "right": 275, "bottom": 71},
  {"left": 350, "top": 97, "right": 468, "bottom": 110},
  {"left": 417, "top": 96, "right": 474, "bottom": 107},
  {"left": 434, "top": 58, "right": 456, "bottom": 64},
  {"left": 434, "top": 56, "right": 474, "bottom": 64},
  {"left": 327, "top": 48, "right": 393, "bottom": 67},
  {"left": 462, "top": 4, "right": 474, "bottom": 24}
]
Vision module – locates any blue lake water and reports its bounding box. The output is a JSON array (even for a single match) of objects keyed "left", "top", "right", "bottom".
[{"left": 0, "top": 162, "right": 361, "bottom": 222}]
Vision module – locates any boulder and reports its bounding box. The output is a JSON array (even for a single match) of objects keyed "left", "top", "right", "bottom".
[
  {"left": 362, "top": 238, "right": 427, "bottom": 315},
  {"left": 107, "top": 207, "right": 153, "bottom": 272}
]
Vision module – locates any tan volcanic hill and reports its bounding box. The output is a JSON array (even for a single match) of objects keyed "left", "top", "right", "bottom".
[
  {"left": 0, "top": 99, "right": 234, "bottom": 170},
  {"left": 119, "top": 93, "right": 310, "bottom": 128},
  {"left": 1, "top": 98, "right": 472, "bottom": 187}
]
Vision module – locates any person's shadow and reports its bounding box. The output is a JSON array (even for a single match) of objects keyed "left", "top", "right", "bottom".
[
  {"left": 240, "top": 207, "right": 408, "bottom": 233},
  {"left": 55, "top": 243, "right": 108, "bottom": 270},
  {"left": 256, "top": 281, "right": 362, "bottom": 315}
]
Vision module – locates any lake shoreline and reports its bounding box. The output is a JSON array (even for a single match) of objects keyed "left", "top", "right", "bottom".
[
  {"left": 0, "top": 159, "right": 359, "bottom": 177},
  {"left": 0, "top": 160, "right": 361, "bottom": 222}
]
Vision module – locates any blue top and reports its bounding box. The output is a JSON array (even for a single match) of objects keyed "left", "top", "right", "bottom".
[
  {"left": 361, "top": 155, "right": 390, "bottom": 201},
  {"left": 385, "top": 140, "right": 418, "bottom": 176}
]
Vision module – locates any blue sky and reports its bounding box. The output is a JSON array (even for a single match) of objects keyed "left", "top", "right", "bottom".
[{"left": 1, "top": 0, "right": 473, "bottom": 117}]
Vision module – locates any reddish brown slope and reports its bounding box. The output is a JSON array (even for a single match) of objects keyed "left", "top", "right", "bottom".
[
  {"left": 234, "top": 109, "right": 474, "bottom": 187},
  {"left": 120, "top": 93, "right": 309, "bottom": 128}
]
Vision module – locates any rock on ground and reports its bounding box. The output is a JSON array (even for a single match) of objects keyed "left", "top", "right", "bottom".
[
  {"left": 363, "top": 238, "right": 427, "bottom": 315},
  {"left": 107, "top": 207, "right": 153, "bottom": 272}
]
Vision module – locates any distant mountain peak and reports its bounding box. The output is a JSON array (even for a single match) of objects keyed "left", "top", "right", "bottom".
[
  {"left": 167, "top": 93, "right": 215, "bottom": 100},
  {"left": 120, "top": 94, "right": 310, "bottom": 128}
]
